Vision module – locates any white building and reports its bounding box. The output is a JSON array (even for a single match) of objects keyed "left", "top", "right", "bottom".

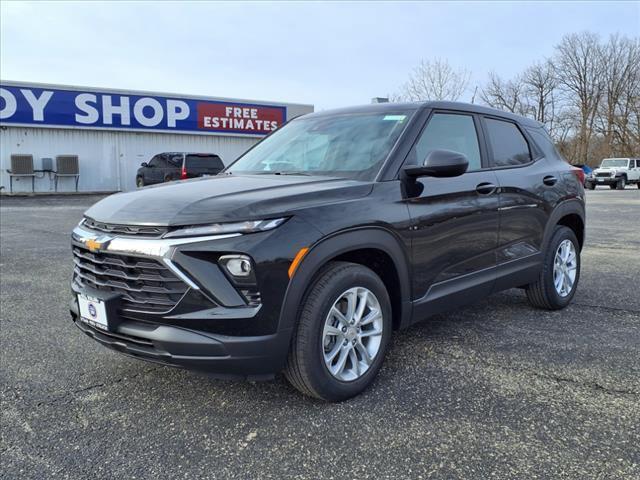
[{"left": 0, "top": 81, "right": 313, "bottom": 193}]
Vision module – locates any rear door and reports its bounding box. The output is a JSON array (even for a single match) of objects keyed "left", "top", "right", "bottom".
[
  {"left": 165, "top": 154, "right": 183, "bottom": 181},
  {"left": 405, "top": 111, "right": 500, "bottom": 316},
  {"left": 185, "top": 154, "right": 224, "bottom": 178},
  {"left": 480, "top": 116, "right": 554, "bottom": 290},
  {"left": 632, "top": 159, "right": 640, "bottom": 181}
]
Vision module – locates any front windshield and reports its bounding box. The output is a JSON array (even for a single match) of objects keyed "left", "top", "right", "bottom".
[
  {"left": 600, "top": 159, "right": 629, "bottom": 168},
  {"left": 227, "top": 111, "right": 413, "bottom": 181}
]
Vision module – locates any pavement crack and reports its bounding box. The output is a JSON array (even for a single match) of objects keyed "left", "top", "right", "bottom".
[
  {"left": 431, "top": 349, "right": 638, "bottom": 397},
  {"left": 35, "top": 367, "right": 161, "bottom": 407},
  {"left": 571, "top": 302, "right": 640, "bottom": 315}
]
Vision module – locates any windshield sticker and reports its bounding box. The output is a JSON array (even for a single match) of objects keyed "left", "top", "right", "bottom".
[{"left": 383, "top": 115, "right": 406, "bottom": 122}]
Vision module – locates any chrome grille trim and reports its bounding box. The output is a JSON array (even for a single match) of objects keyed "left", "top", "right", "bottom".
[
  {"left": 72, "top": 246, "right": 189, "bottom": 313},
  {"left": 83, "top": 217, "right": 167, "bottom": 237}
]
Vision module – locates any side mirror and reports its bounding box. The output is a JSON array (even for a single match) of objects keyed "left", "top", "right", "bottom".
[
  {"left": 140, "top": 162, "right": 148, "bottom": 167},
  {"left": 403, "top": 149, "right": 469, "bottom": 178}
]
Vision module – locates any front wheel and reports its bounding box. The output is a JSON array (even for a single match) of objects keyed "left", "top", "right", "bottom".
[
  {"left": 284, "top": 261, "right": 392, "bottom": 401},
  {"left": 617, "top": 177, "right": 627, "bottom": 190},
  {"left": 135, "top": 176, "right": 144, "bottom": 188},
  {"left": 525, "top": 226, "right": 580, "bottom": 310},
  {"left": 586, "top": 182, "right": 595, "bottom": 190}
]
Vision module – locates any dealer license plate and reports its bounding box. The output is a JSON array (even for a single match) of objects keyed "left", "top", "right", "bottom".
[{"left": 78, "top": 294, "right": 109, "bottom": 331}]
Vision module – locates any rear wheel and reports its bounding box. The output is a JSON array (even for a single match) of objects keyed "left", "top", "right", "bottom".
[
  {"left": 284, "top": 261, "right": 392, "bottom": 401},
  {"left": 617, "top": 176, "right": 627, "bottom": 190},
  {"left": 164, "top": 174, "right": 173, "bottom": 183},
  {"left": 135, "top": 176, "right": 144, "bottom": 188},
  {"left": 586, "top": 182, "right": 595, "bottom": 190},
  {"left": 525, "top": 226, "right": 580, "bottom": 310}
]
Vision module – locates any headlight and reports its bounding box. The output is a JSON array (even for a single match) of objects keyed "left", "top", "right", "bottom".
[{"left": 163, "top": 217, "right": 287, "bottom": 239}]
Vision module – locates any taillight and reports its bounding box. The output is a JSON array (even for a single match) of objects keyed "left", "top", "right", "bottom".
[
  {"left": 571, "top": 167, "right": 585, "bottom": 185},
  {"left": 180, "top": 165, "right": 187, "bottom": 180}
]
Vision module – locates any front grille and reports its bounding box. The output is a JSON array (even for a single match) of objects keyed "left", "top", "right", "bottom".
[
  {"left": 83, "top": 217, "right": 167, "bottom": 237},
  {"left": 596, "top": 172, "right": 612, "bottom": 177},
  {"left": 240, "top": 289, "right": 262, "bottom": 307},
  {"left": 72, "top": 246, "right": 188, "bottom": 313}
]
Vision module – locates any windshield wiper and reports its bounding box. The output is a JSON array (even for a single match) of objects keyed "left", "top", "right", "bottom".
[
  {"left": 273, "top": 171, "right": 313, "bottom": 176},
  {"left": 249, "top": 171, "right": 313, "bottom": 176}
]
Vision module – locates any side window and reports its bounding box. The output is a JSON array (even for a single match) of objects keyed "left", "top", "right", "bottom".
[
  {"left": 148, "top": 155, "right": 160, "bottom": 167},
  {"left": 168, "top": 155, "right": 183, "bottom": 167},
  {"left": 484, "top": 118, "right": 532, "bottom": 167},
  {"left": 414, "top": 113, "right": 482, "bottom": 170}
]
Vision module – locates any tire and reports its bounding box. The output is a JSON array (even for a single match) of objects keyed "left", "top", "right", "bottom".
[
  {"left": 135, "top": 176, "right": 144, "bottom": 188},
  {"left": 637, "top": 182, "right": 640, "bottom": 189},
  {"left": 609, "top": 184, "right": 616, "bottom": 190},
  {"left": 586, "top": 182, "right": 595, "bottom": 190},
  {"left": 616, "top": 176, "right": 626, "bottom": 190},
  {"left": 164, "top": 175, "right": 173, "bottom": 183},
  {"left": 525, "top": 225, "right": 580, "bottom": 310},
  {"left": 284, "top": 261, "right": 392, "bottom": 402}
]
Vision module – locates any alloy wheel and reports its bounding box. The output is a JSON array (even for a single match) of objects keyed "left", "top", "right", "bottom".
[
  {"left": 322, "top": 287, "right": 384, "bottom": 382},
  {"left": 553, "top": 239, "right": 577, "bottom": 297}
]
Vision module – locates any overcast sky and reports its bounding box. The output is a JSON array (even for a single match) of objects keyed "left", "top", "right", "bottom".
[{"left": 1, "top": 1, "right": 638, "bottom": 110}]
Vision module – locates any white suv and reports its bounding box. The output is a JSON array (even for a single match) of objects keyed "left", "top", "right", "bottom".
[{"left": 586, "top": 158, "right": 640, "bottom": 190}]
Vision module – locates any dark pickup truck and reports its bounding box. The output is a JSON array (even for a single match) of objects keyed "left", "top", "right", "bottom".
[{"left": 136, "top": 152, "right": 224, "bottom": 187}]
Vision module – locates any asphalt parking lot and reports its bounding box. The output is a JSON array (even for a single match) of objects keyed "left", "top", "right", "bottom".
[{"left": 1, "top": 188, "right": 639, "bottom": 479}]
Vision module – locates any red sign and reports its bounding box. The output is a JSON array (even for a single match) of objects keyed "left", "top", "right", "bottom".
[{"left": 197, "top": 102, "right": 285, "bottom": 134}]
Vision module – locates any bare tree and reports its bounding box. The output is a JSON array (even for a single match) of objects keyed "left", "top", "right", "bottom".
[
  {"left": 397, "top": 58, "right": 470, "bottom": 101},
  {"left": 553, "top": 32, "right": 605, "bottom": 164},
  {"left": 480, "top": 72, "right": 528, "bottom": 115},
  {"left": 522, "top": 60, "right": 558, "bottom": 132},
  {"left": 597, "top": 35, "right": 640, "bottom": 157},
  {"left": 395, "top": 31, "right": 638, "bottom": 165}
]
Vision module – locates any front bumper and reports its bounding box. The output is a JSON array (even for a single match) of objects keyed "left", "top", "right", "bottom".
[
  {"left": 70, "top": 296, "right": 291, "bottom": 379},
  {"left": 588, "top": 176, "right": 618, "bottom": 185},
  {"left": 69, "top": 216, "right": 323, "bottom": 377}
]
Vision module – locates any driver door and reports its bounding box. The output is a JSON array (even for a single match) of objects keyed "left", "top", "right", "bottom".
[{"left": 405, "top": 111, "right": 500, "bottom": 318}]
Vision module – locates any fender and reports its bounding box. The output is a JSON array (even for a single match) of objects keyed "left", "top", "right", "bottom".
[
  {"left": 542, "top": 198, "right": 586, "bottom": 250},
  {"left": 278, "top": 227, "right": 413, "bottom": 334}
]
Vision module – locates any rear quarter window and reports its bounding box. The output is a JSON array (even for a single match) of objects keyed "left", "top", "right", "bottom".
[
  {"left": 186, "top": 155, "right": 224, "bottom": 170},
  {"left": 526, "top": 127, "right": 564, "bottom": 160},
  {"left": 485, "top": 118, "right": 532, "bottom": 167}
]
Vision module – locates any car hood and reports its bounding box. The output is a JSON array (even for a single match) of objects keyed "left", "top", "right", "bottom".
[{"left": 84, "top": 174, "right": 373, "bottom": 226}]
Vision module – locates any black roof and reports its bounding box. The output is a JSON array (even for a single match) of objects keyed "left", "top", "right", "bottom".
[
  {"left": 160, "top": 152, "right": 221, "bottom": 156},
  {"left": 305, "top": 101, "right": 543, "bottom": 128}
]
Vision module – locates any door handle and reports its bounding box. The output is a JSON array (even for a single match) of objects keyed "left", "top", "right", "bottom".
[
  {"left": 543, "top": 175, "right": 558, "bottom": 186},
  {"left": 475, "top": 182, "right": 497, "bottom": 195}
]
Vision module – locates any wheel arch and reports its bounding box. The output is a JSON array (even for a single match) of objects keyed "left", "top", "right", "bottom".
[
  {"left": 544, "top": 199, "right": 586, "bottom": 251},
  {"left": 279, "top": 227, "right": 412, "bottom": 333}
]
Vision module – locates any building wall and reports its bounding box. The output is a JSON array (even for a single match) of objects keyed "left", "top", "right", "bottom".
[{"left": 0, "top": 127, "right": 259, "bottom": 193}]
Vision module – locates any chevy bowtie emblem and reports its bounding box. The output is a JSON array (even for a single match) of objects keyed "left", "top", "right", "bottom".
[{"left": 85, "top": 238, "right": 105, "bottom": 252}]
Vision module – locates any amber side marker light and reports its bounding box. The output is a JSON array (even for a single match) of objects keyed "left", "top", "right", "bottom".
[{"left": 288, "top": 247, "right": 309, "bottom": 278}]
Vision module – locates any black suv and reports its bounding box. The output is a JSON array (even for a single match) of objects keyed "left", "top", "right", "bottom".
[
  {"left": 136, "top": 152, "right": 224, "bottom": 187},
  {"left": 70, "top": 102, "right": 585, "bottom": 401}
]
